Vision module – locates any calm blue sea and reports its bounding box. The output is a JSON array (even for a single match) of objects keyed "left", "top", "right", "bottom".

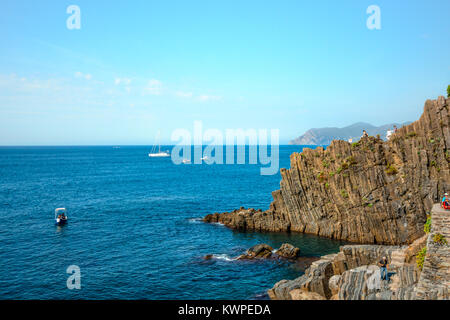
[{"left": 0, "top": 145, "right": 345, "bottom": 300}]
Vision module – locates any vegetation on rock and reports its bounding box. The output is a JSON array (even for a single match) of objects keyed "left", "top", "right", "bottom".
[
  {"left": 433, "top": 233, "right": 448, "bottom": 245},
  {"left": 424, "top": 215, "right": 432, "bottom": 234},
  {"left": 416, "top": 247, "right": 427, "bottom": 270}
]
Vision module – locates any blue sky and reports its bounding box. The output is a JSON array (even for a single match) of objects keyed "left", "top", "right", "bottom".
[{"left": 0, "top": 0, "right": 449, "bottom": 145}]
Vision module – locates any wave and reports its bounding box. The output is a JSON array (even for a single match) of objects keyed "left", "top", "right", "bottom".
[
  {"left": 188, "top": 218, "right": 203, "bottom": 224},
  {"left": 212, "top": 254, "right": 237, "bottom": 262}
]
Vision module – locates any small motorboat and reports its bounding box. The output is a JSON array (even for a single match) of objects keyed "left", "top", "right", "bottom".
[{"left": 55, "top": 208, "right": 68, "bottom": 225}]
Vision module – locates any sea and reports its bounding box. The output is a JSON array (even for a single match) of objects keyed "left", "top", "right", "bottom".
[{"left": 0, "top": 145, "right": 346, "bottom": 299}]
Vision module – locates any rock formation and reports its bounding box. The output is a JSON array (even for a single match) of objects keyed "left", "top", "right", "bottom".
[
  {"left": 237, "top": 244, "right": 274, "bottom": 260},
  {"left": 204, "top": 97, "right": 450, "bottom": 245},
  {"left": 275, "top": 243, "right": 301, "bottom": 259},
  {"left": 268, "top": 204, "right": 449, "bottom": 300}
]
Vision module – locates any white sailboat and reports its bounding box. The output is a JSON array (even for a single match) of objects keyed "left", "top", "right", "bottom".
[{"left": 148, "top": 132, "right": 170, "bottom": 157}]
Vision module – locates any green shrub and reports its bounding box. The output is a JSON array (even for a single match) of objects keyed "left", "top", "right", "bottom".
[
  {"left": 416, "top": 247, "right": 427, "bottom": 270},
  {"left": 424, "top": 215, "right": 431, "bottom": 234},
  {"left": 433, "top": 233, "right": 448, "bottom": 245},
  {"left": 325, "top": 182, "right": 330, "bottom": 189},
  {"left": 347, "top": 156, "right": 357, "bottom": 165},
  {"left": 385, "top": 164, "right": 398, "bottom": 175},
  {"left": 340, "top": 190, "right": 349, "bottom": 198},
  {"left": 367, "top": 203, "right": 373, "bottom": 208},
  {"left": 317, "top": 172, "right": 327, "bottom": 183},
  {"left": 430, "top": 160, "right": 436, "bottom": 167},
  {"left": 341, "top": 162, "right": 349, "bottom": 170},
  {"left": 322, "top": 160, "right": 329, "bottom": 168},
  {"left": 447, "top": 85, "right": 450, "bottom": 98},
  {"left": 336, "top": 167, "right": 343, "bottom": 174},
  {"left": 329, "top": 171, "right": 335, "bottom": 177},
  {"left": 407, "top": 132, "right": 417, "bottom": 138},
  {"left": 352, "top": 142, "right": 359, "bottom": 148}
]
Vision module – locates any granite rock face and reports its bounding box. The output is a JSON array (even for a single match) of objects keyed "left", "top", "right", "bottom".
[{"left": 204, "top": 97, "right": 450, "bottom": 245}]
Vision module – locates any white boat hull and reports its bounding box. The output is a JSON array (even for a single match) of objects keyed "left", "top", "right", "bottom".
[{"left": 148, "top": 152, "right": 170, "bottom": 157}]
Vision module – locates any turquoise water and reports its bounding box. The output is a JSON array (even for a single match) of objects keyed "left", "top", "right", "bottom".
[{"left": 0, "top": 145, "right": 345, "bottom": 299}]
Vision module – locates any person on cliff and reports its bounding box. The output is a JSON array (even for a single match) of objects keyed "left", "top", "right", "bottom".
[
  {"left": 442, "top": 193, "right": 449, "bottom": 209},
  {"left": 378, "top": 256, "right": 389, "bottom": 281},
  {"left": 361, "top": 130, "right": 369, "bottom": 138}
]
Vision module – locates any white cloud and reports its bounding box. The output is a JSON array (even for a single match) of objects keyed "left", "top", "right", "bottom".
[
  {"left": 115, "top": 77, "right": 131, "bottom": 85},
  {"left": 175, "top": 91, "right": 193, "bottom": 98},
  {"left": 75, "top": 71, "right": 92, "bottom": 80},
  {"left": 198, "top": 94, "right": 222, "bottom": 102},
  {"left": 143, "top": 79, "right": 162, "bottom": 95}
]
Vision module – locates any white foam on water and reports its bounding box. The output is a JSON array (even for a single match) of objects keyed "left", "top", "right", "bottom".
[
  {"left": 213, "top": 254, "right": 237, "bottom": 262},
  {"left": 188, "top": 218, "right": 202, "bottom": 224}
]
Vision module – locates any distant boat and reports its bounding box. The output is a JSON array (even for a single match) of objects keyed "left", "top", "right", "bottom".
[
  {"left": 148, "top": 131, "right": 170, "bottom": 157},
  {"left": 55, "top": 208, "right": 68, "bottom": 225},
  {"left": 148, "top": 151, "right": 170, "bottom": 157}
]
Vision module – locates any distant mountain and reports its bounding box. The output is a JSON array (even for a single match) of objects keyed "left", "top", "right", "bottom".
[{"left": 289, "top": 121, "right": 411, "bottom": 145}]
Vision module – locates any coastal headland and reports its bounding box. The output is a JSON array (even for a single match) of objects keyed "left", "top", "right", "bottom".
[{"left": 204, "top": 96, "right": 450, "bottom": 300}]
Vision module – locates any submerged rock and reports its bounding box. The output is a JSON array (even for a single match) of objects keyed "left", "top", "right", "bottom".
[
  {"left": 237, "top": 244, "right": 274, "bottom": 260},
  {"left": 275, "top": 243, "right": 301, "bottom": 259}
]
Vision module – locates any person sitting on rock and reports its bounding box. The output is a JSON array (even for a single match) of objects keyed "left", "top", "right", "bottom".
[
  {"left": 378, "top": 256, "right": 389, "bottom": 281},
  {"left": 442, "top": 193, "right": 449, "bottom": 209},
  {"left": 361, "top": 130, "right": 369, "bottom": 138}
]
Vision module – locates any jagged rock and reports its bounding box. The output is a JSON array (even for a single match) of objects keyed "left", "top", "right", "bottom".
[
  {"left": 338, "top": 265, "right": 383, "bottom": 300},
  {"left": 204, "top": 254, "right": 214, "bottom": 260},
  {"left": 204, "top": 97, "right": 450, "bottom": 245},
  {"left": 269, "top": 244, "right": 406, "bottom": 300},
  {"left": 237, "top": 244, "right": 273, "bottom": 260},
  {"left": 268, "top": 254, "right": 336, "bottom": 299},
  {"left": 328, "top": 275, "right": 341, "bottom": 295},
  {"left": 289, "top": 289, "right": 326, "bottom": 300},
  {"left": 275, "top": 243, "right": 301, "bottom": 259},
  {"left": 268, "top": 204, "right": 449, "bottom": 300},
  {"left": 415, "top": 204, "right": 450, "bottom": 300}
]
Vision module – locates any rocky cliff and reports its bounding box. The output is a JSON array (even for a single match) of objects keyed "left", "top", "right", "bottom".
[
  {"left": 268, "top": 204, "right": 449, "bottom": 300},
  {"left": 204, "top": 96, "right": 450, "bottom": 245}
]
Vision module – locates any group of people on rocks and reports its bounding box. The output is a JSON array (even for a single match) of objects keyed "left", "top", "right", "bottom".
[{"left": 361, "top": 125, "right": 399, "bottom": 140}]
